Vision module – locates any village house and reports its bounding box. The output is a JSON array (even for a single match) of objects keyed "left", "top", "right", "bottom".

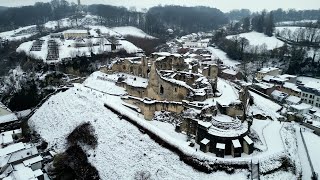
[
  {"left": 278, "top": 82, "right": 301, "bottom": 97},
  {"left": 285, "top": 95, "right": 302, "bottom": 105},
  {"left": 256, "top": 67, "right": 282, "bottom": 81},
  {"left": 0, "top": 102, "right": 19, "bottom": 130},
  {"left": 289, "top": 103, "right": 312, "bottom": 117},
  {"left": 252, "top": 82, "right": 276, "bottom": 96},
  {"left": 299, "top": 82, "right": 320, "bottom": 108},
  {"left": 0, "top": 142, "right": 44, "bottom": 180},
  {"left": 63, "top": 29, "right": 88, "bottom": 39},
  {"left": 271, "top": 90, "right": 288, "bottom": 103},
  {"left": 220, "top": 68, "right": 242, "bottom": 81}
]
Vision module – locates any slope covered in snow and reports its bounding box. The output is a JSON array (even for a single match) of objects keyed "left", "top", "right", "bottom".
[
  {"left": 111, "top": 26, "right": 155, "bottom": 39},
  {"left": 207, "top": 47, "right": 240, "bottom": 68},
  {"left": 226, "top": 31, "right": 284, "bottom": 50},
  {"left": 28, "top": 85, "right": 249, "bottom": 180}
]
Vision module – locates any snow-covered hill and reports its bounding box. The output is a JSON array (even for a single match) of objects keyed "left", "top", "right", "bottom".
[
  {"left": 111, "top": 26, "right": 155, "bottom": 39},
  {"left": 28, "top": 83, "right": 248, "bottom": 180},
  {"left": 16, "top": 27, "right": 143, "bottom": 63},
  {"left": 226, "top": 31, "right": 284, "bottom": 50}
]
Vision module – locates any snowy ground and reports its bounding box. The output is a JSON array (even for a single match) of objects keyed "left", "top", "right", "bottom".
[
  {"left": 207, "top": 47, "right": 240, "bottom": 68},
  {"left": 226, "top": 31, "right": 284, "bottom": 50},
  {"left": 111, "top": 26, "right": 155, "bottom": 39},
  {"left": 215, "top": 78, "right": 239, "bottom": 106},
  {"left": 0, "top": 25, "right": 37, "bottom": 41},
  {"left": 249, "top": 91, "right": 282, "bottom": 120},
  {"left": 301, "top": 128, "right": 320, "bottom": 176}
]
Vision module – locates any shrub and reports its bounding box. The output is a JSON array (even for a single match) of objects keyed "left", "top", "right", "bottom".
[{"left": 67, "top": 122, "right": 98, "bottom": 148}]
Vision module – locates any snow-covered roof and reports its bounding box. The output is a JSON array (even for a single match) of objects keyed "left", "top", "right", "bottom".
[
  {"left": 243, "top": 136, "right": 253, "bottom": 145},
  {"left": 279, "top": 74, "right": 297, "bottom": 79},
  {"left": 0, "top": 129, "right": 22, "bottom": 145},
  {"left": 271, "top": 90, "right": 288, "bottom": 98},
  {"left": 63, "top": 29, "right": 88, "bottom": 34},
  {"left": 23, "top": 155, "right": 43, "bottom": 166},
  {"left": 258, "top": 67, "right": 280, "bottom": 74},
  {"left": 8, "top": 146, "right": 38, "bottom": 164},
  {"left": 0, "top": 113, "right": 18, "bottom": 124},
  {"left": 232, "top": 139, "right": 241, "bottom": 148},
  {"left": 200, "top": 138, "right": 210, "bottom": 145},
  {"left": 198, "top": 120, "right": 212, "bottom": 129},
  {"left": 290, "top": 103, "right": 312, "bottom": 111},
  {"left": 152, "top": 52, "right": 171, "bottom": 57},
  {"left": 254, "top": 82, "right": 274, "bottom": 90},
  {"left": 222, "top": 69, "right": 238, "bottom": 76},
  {"left": 0, "top": 102, "right": 11, "bottom": 115},
  {"left": 216, "top": 143, "right": 225, "bottom": 149},
  {"left": 283, "top": 82, "right": 301, "bottom": 92},
  {"left": 286, "top": 96, "right": 301, "bottom": 104},
  {"left": 0, "top": 142, "right": 25, "bottom": 157},
  {"left": 8, "top": 163, "right": 43, "bottom": 180}
]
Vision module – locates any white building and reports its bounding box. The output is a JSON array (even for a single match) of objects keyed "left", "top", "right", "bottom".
[
  {"left": 256, "top": 67, "right": 282, "bottom": 80},
  {"left": 299, "top": 81, "right": 320, "bottom": 107}
]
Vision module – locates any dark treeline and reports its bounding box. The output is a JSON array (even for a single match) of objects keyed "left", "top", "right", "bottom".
[
  {"left": 226, "top": 8, "right": 320, "bottom": 22},
  {"left": 226, "top": 11, "right": 275, "bottom": 37},
  {"left": 226, "top": 9, "right": 251, "bottom": 21},
  {"left": 251, "top": 11, "right": 275, "bottom": 36},
  {"left": 0, "top": 1, "right": 228, "bottom": 35},
  {"left": 145, "top": 6, "right": 228, "bottom": 35},
  {"left": 87, "top": 4, "right": 145, "bottom": 28},
  {"left": 0, "top": 0, "right": 78, "bottom": 32},
  {"left": 272, "top": 9, "right": 320, "bottom": 22}
]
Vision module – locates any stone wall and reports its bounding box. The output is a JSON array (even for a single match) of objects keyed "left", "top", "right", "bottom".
[
  {"left": 110, "top": 57, "right": 149, "bottom": 78},
  {"left": 147, "top": 63, "right": 190, "bottom": 102},
  {"left": 124, "top": 97, "right": 185, "bottom": 120}
]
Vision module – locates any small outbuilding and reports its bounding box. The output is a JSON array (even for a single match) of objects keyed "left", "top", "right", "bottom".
[
  {"left": 200, "top": 138, "right": 210, "bottom": 153},
  {"left": 231, "top": 139, "right": 242, "bottom": 158},
  {"left": 215, "top": 143, "right": 225, "bottom": 158},
  {"left": 243, "top": 135, "right": 254, "bottom": 155}
]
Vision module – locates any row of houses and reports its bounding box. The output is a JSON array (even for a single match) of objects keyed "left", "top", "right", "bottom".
[{"left": 0, "top": 102, "right": 49, "bottom": 180}]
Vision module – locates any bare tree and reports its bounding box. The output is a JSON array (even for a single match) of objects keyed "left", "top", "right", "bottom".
[
  {"left": 99, "top": 37, "right": 105, "bottom": 52},
  {"left": 87, "top": 39, "right": 94, "bottom": 53}
]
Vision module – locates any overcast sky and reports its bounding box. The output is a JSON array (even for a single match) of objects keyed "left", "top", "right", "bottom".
[{"left": 2, "top": 0, "right": 320, "bottom": 12}]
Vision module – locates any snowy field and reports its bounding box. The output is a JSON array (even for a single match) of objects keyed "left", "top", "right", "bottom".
[
  {"left": 29, "top": 84, "right": 249, "bottom": 179},
  {"left": 111, "top": 26, "right": 155, "bottom": 39},
  {"left": 0, "top": 25, "right": 37, "bottom": 41},
  {"left": 207, "top": 47, "right": 240, "bottom": 68},
  {"left": 226, "top": 31, "right": 284, "bottom": 50}
]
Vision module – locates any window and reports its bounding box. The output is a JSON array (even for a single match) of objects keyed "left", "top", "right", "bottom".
[
  {"left": 160, "top": 85, "right": 164, "bottom": 95},
  {"left": 175, "top": 87, "right": 177, "bottom": 92}
]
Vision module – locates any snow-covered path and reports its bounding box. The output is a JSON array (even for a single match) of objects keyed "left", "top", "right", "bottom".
[
  {"left": 295, "top": 126, "right": 313, "bottom": 180},
  {"left": 262, "top": 121, "right": 284, "bottom": 156},
  {"left": 207, "top": 47, "right": 240, "bottom": 68},
  {"left": 301, "top": 129, "right": 320, "bottom": 177}
]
